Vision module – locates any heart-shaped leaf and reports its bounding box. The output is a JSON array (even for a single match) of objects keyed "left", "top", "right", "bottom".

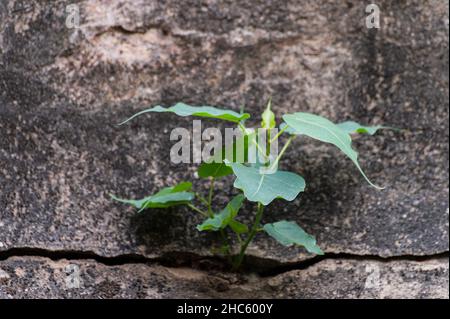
[
  {"left": 198, "top": 162, "right": 233, "bottom": 179},
  {"left": 110, "top": 182, "right": 194, "bottom": 211},
  {"left": 263, "top": 220, "right": 323, "bottom": 255},
  {"left": 120, "top": 102, "right": 250, "bottom": 124},
  {"left": 226, "top": 162, "right": 306, "bottom": 206},
  {"left": 282, "top": 112, "right": 382, "bottom": 189},
  {"left": 337, "top": 121, "right": 385, "bottom": 135},
  {"left": 197, "top": 194, "right": 245, "bottom": 231}
]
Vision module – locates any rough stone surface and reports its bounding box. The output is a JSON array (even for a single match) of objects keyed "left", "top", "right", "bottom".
[
  {"left": 0, "top": 256, "right": 447, "bottom": 299},
  {"left": 0, "top": 0, "right": 448, "bottom": 298},
  {"left": 266, "top": 258, "right": 450, "bottom": 299},
  {"left": 0, "top": 256, "right": 259, "bottom": 299}
]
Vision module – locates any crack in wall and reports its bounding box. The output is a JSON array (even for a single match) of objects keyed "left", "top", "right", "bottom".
[
  {"left": 255, "top": 252, "right": 450, "bottom": 277},
  {"left": 0, "top": 247, "right": 448, "bottom": 277},
  {"left": 0, "top": 247, "right": 153, "bottom": 266}
]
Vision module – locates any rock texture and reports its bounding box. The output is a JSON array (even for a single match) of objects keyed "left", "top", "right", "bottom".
[
  {"left": 0, "top": 0, "right": 448, "bottom": 298},
  {"left": 0, "top": 256, "right": 447, "bottom": 299},
  {"left": 267, "top": 257, "right": 449, "bottom": 299},
  {"left": 0, "top": 256, "right": 258, "bottom": 299}
]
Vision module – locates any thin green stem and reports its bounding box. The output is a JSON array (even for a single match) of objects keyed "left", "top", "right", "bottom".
[
  {"left": 195, "top": 192, "right": 209, "bottom": 207},
  {"left": 187, "top": 204, "right": 208, "bottom": 217},
  {"left": 270, "top": 125, "right": 289, "bottom": 144},
  {"left": 207, "top": 177, "right": 215, "bottom": 216},
  {"left": 238, "top": 122, "right": 248, "bottom": 134},
  {"left": 205, "top": 177, "right": 232, "bottom": 261},
  {"left": 220, "top": 229, "right": 232, "bottom": 262},
  {"left": 236, "top": 233, "right": 243, "bottom": 244},
  {"left": 232, "top": 203, "right": 265, "bottom": 270},
  {"left": 269, "top": 135, "right": 295, "bottom": 171},
  {"left": 238, "top": 122, "right": 267, "bottom": 158}
]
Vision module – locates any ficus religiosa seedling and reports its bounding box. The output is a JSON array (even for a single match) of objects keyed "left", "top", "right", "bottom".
[{"left": 112, "top": 100, "right": 393, "bottom": 270}]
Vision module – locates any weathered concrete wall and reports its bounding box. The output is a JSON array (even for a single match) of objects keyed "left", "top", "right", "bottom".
[{"left": 0, "top": 0, "right": 448, "bottom": 298}]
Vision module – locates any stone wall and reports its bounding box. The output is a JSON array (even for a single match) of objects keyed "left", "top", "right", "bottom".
[{"left": 0, "top": 0, "right": 448, "bottom": 298}]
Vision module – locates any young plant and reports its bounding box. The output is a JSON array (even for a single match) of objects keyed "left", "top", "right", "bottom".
[{"left": 112, "top": 101, "right": 393, "bottom": 270}]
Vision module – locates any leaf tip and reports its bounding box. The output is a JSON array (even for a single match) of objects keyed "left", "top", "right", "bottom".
[
  {"left": 365, "top": 178, "right": 386, "bottom": 190},
  {"left": 313, "top": 246, "right": 325, "bottom": 255}
]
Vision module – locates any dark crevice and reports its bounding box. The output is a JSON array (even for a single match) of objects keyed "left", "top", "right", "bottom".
[
  {"left": 0, "top": 247, "right": 153, "bottom": 266},
  {"left": 92, "top": 24, "right": 170, "bottom": 39},
  {"left": 254, "top": 251, "right": 450, "bottom": 277},
  {"left": 0, "top": 247, "right": 448, "bottom": 277},
  {"left": 0, "top": 247, "right": 230, "bottom": 272}
]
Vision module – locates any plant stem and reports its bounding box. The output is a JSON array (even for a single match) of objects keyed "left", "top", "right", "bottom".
[
  {"left": 238, "top": 122, "right": 248, "bottom": 134},
  {"left": 232, "top": 202, "right": 265, "bottom": 270},
  {"left": 236, "top": 233, "right": 243, "bottom": 244},
  {"left": 238, "top": 122, "right": 267, "bottom": 158},
  {"left": 220, "top": 229, "right": 232, "bottom": 262},
  {"left": 269, "top": 135, "right": 295, "bottom": 171},
  {"left": 187, "top": 204, "right": 208, "bottom": 217},
  {"left": 195, "top": 192, "right": 209, "bottom": 207},
  {"left": 270, "top": 125, "right": 289, "bottom": 143},
  {"left": 205, "top": 177, "right": 232, "bottom": 260},
  {"left": 207, "top": 177, "right": 215, "bottom": 216}
]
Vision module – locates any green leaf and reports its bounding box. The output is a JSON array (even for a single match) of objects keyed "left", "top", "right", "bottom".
[
  {"left": 261, "top": 98, "right": 276, "bottom": 129},
  {"left": 110, "top": 182, "right": 194, "bottom": 211},
  {"left": 196, "top": 194, "right": 245, "bottom": 231},
  {"left": 229, "top": 220, "right": 249, "bottom": 234},
  {"left": 263, "top": 220, "right": 323, "bottom": 255},
  {"left": 198, "top": 162, "right": 233, "bottom": 179},
  {"left": 337, "top": 121, "right": 384, "bottom": 135},
  {"left": 120, "top": 102, "right": 250, "bottom": 124},
  {"left": 282, "top": 112, "right": 383, "bottom": 189},
  {"left": 226, "top": 162, "right": 306, "bottom": 206},
  {"left": 199, "top": 130, "right": 262, "bottom": 179},
  {"left": 171, "top": 181, "right": 194, "bottom": 192}
]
